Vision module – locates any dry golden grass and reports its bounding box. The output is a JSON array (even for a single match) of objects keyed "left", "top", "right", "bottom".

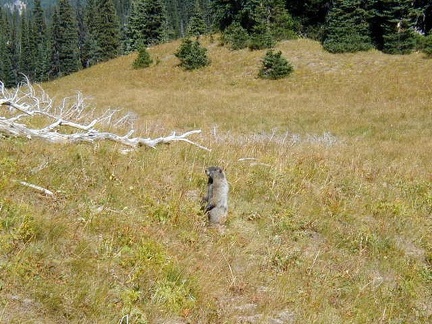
[{"left": 1, "top": 36, "right": 432, "bottom": 323}]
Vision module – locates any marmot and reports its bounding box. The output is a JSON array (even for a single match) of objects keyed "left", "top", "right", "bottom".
[{"left": 203, "top": 166, "right": 229, "bottom": 225}]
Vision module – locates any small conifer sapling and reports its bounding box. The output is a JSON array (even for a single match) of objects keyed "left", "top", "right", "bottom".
[
  {"left": 258, "top": 50, "right": 293, "bottom": 80},
  {"left": 175, "top": 38, "right": 210, "bottom": 70},
  {"left": 133, "top": 46, "right": 153, "bottom": 69}
]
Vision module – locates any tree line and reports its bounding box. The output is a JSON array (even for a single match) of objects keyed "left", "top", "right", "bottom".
[{"left": 1, "top": 0, "right": 431, "bottom": 87}]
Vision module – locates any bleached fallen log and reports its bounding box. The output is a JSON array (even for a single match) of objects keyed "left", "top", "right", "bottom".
[
  {"left": 0, "top": 78, "right": 210, "bottom": 151},
  {"left": 0, "top": 118, "right": 209, "bottom": 150}
]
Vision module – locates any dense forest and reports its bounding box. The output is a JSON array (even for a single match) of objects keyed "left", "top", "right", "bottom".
[{"left": 1, "top": 0, "right": 432, "bottom": 87}]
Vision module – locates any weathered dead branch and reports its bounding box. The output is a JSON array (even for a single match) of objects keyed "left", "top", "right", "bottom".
[
  {"left": 16, "top": 180, "right": 55, "bottom": 197},
  {"left": 0, "top": 78, "right": 210, "bottom": 151}
]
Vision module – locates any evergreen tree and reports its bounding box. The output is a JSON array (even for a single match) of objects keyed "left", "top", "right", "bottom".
[
  {"left": 164, "top": 0, "right": 182, "bottom": 38},
  {"left": 247, "top": 0, "right": 276, "bottom": 50},
  {"left": 369, "top": 0, "right": 416, "bottom": 54},
  {"left": 127, "top": 0, "right": 168, "bottom": 50},
  {"left": 32, "top": 0, "right": 46, "bottom": 42},
  {"left": 0, "top": 43, "right": 16, "bottom": 87},
  {"left": 0, "top": 11, "right": 7, "bottom": 82},
  {"left": 211, "top": 0, "right": 243, "bottom": 32},
  {"left": 32, "top": 0, "right": 50, "bottom": 81},
  {"left": 0, "top": 10, "right": 17, "bottom": 87},
  {"left": 165, "top": 0, "right": 212, "bottom": 38},
  {"left": 83, "top": 0, "right": 100, "bottom": 67},
  {"left": 187, "top": 0, "right": 207, "bottom": 37},
  {"left": 198, "top": 0, "right": 213, "bottom": 32},
  {"left": 422, "top": 34, "right": 432, "bottom": 56},
  {"left": 132, "top": 46, "right": 153, "bottom": 68},
  {"left": 115, "top": 0, "right": 132, "bottom": 25},
  {"left": 76, "top": 0, "right": 87, "bottom": 68},
  {"left": 222, "top": 21, "right": 250, "bottom": 49},
  {"left": 51, "top": 0, "right": 80, "bottom": 77},
  {"left": 8, "top": 12, "right": 20, "bottom": 83},
  {"left": 246, "top": 0, "right": 296, "bottom": 49},
  {"left": 0, "top": 42, "right": 16, "bottom": 87},
  {"left": 127, "top": 0, "right": 147, "bottom": 50},
  {"left": 413, "top": 0, "right": 431, "bottom": 34},
  {"left": 175, "top": 38, "right": 210, "bottom": 70},
  {"left": 285, "top": 0, "right": 330, "bottom": 39},
  {"left": 269, "top": 0, "right": 297, "bottom": 41},
  {"left": 141, "top": 0, "right": 168, "bottom": 45},
  {"left": 94, "top": 0, "right": 120, "bottom": 61},
  {"left": 426, "top": 4, "right": 432, "bottom": 35},
  {"left": 323, "top": 0, "right": 373, "bottom": 53},
  {"left": 258, "top": 49, "right": 293, "bottom": 79},
  {"left": 19, "top": 15, "right": 36, "bottom": 80},
  {"left": 212, "top": 0, "right": 295, "bottom": 50},
  {"left": 50, "top": 10, "right": 61, "bottom": 77}
]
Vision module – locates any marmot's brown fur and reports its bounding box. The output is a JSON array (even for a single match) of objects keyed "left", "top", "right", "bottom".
[{"left": 203, "top": 166, "right": 229, "bottom": 225}]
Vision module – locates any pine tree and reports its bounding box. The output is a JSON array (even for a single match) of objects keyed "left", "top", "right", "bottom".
[
  {"left": 269, "top": 0, "right": 297, "bottom": 41},
  {"left": 9, "top": 12, "right": 20, "bottom": 82},
  {"left": 94, "top": 0, "right": 120, "bottom": 61},
  {"left": 0, "top": 11, "right": 7, "bottom": 82},
  {"left": 222, "top": 21, "right": 250, "bottom": 49},
  {"left": 413, "top": 0, "right": 431, "bottom": 34},
  {"left": 420, "top": 1, "right": 432, "bottom": 34},
  {"left": 0, "top": 44, "right": 16, "bottom": 87},
  {"left": 175, "top": 38, "right": 210, "bottom": 70},
  {"left": 32, "top": 0, "right": 49, "bottom": 81},
  {"left": 247, "top": 0, "right": 276, "bottom": 50},
  {"left": 211, "top": 0, "right": 243, "bottom": 32},
  {"left": 187, "top": 0, "right": 208, "bottom": 37},
  {"left": 369, "top": 0, "right": 416, "bottom": 54},
  {"left": 115, "top": 0, "right": 132, "bottom": 26},
  {"left": 0, "top": 10, "right": 17, "bottom": 87},
  {"left": 323, "top": 0, "right": 373, "bottom": 53},
  {"left": 383, "top": 0, "right": 416, "bottom": 54},
  {"left": 83, "top": 0, "right": 100, "bottom": 67},
  {"left": 258, "top": 49, "right": 293, "bottom": 79},
  {"left": 127, "top": 0, "right": 168, "bottom": 50},
  {"left": 127, "top": 0, "right": 212, "bottom": 41},
  {"left": 50, "top": 10, "right": 61, "bottom": 77},
  {"left": 51, "top": 0, "right": 80, "bottom": 77},
  {"left": 422, "top": 34, "right": 432, "bottom": 56},
  {"left": 285, "top": 0, "right": 330, "bottom": 39},
  {"left": 32, "top": 0, "right": 46, "bottom": 42},
  {"left": 212, "top": 0, "right": 295, "bottom": 50},
  {"left": 127, "top": 0, "right": 147, "bottom": 50},
  {"left": 132, "top": 46, "right": 153, "bottom": 68},
  {"left": 19, "top": 15, "right": 36, "bottom": 81},
  {"left": 76, "top": 0, "right": 87, "bottom": 68},
  {"left": 142, "top": 0, "right": 168, "bottom": 45},
  {"left": 164, "top": 0, "right": 182, "bottom": 38}
]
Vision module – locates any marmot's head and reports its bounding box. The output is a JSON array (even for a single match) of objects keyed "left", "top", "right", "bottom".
[{"left": 205, "top": 166, "right": 225, "bottom": 181}]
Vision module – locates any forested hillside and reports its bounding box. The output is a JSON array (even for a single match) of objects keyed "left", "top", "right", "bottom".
[{"left": 1, "top": 0, "right": 432, "bottom": 87}]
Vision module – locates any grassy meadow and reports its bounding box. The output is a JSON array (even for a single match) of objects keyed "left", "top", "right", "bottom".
[{"left": 1, "top": 37, "right": 432, "bottom": 323}]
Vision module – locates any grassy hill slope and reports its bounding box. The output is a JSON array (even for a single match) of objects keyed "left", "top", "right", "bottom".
[{"left": 1, "top": 37, "right": 432, "bottom": 323}]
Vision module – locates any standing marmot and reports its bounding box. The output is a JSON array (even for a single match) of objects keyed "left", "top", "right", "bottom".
[{"left": 203, "top": 166, "right": 229, "bottom": 225}]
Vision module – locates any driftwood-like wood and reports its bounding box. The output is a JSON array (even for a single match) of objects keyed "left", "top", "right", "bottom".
[
  {"left": 0, "top": 78, "right": 210, "bottom": 151},
  {"left": 16, "top": 180, "right": 55, "bottom": 197}
]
